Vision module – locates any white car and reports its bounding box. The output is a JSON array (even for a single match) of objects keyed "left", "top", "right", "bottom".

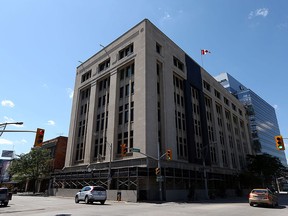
[{"left": 75, "top": 186, "right": 107, "bottom": 204}]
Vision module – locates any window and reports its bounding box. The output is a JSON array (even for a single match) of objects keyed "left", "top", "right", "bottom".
[
  {"left": 125, "top": 84, "right": 130, "bottom": 96},
  {"left": 224, "top": 97, "right": 229, "bottom": 106},
  {"left": 173, "top": 56, "right": 184, "bottom": 71},
  {"left": 131, "top": 82, "right": 134, "bottom": 94},
  {"left": 119, "top": 87, "right": 124, "bottom": 98},
  {"left": 118, "top": 112, "right": 123, "bottom": 125},
  {"left": 124, "top": 103, "right": 129, "bottom": 123},
  {"left": 203, "top": 81, "right": 211, "bottom": 91},
  {"left": 210, "top": 146, "right": 217, "bottom": 163},
  {"left": 130, "top": 102, "right": 134, "bottom": 122},
  {"left": 99, "top": 58, "right": 110, "bottom": 72},
  {"left": 126, "top": 64, "right": 134, "bottom": 77},
  {"left": 156, "top": 43, "right": 162, "bottom": 54},
  {"left": 119, "top": 44, "right": 134, "bottom": 60},
  {"left": 238, "top": 109, "right": 243, "bottom": 116},
  {"left": 81, "top": 70, "right": 91, "bottom": 83},
  {"left": 214, "top": 89, "right": 221, "bottom": 99},
  {"left": 102, "top": 95, "right": 106, "bottom": 106},
  {"left": 96, "top": 115, "right": 100, "bottom": 131},
  {"left": 120, "top": 69, "right": 125, "bottom": 80},
  {"left": 192, "top": 88, "right": 199, "bottom": 100}
]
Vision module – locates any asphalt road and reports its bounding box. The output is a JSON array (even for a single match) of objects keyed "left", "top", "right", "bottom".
[{"left": 1, "top": 194, "right": 288, "bottom": 216}]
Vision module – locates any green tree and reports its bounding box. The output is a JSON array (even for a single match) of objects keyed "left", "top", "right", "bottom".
[
  {"left": 241, "top": 153, "right": 286, "bottom": 188},
  {"left": 8, "top": 148, "right": 52, "bottom": 193}
]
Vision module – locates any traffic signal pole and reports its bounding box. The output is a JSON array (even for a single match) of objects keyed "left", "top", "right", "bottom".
[
  {"left": 0, "top": 130, "right": 36, "bottom": 133},
  {"left": 130, "top": 144, "right": 169, "bottom": 201},
  {"left": 157, "top": 142, "right": 163, "bottom": 201}
]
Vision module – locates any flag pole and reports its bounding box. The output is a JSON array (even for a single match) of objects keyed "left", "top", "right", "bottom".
[{"left": 201, "top": 50, "right": 204, "bottom": 67}]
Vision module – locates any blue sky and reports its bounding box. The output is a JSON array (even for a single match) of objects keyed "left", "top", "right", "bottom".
[{"left": 1, "top": 0, "right": 288, "bottom": 159}]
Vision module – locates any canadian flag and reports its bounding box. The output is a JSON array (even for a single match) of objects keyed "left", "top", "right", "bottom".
[{"left": 201, "top": 49, "right": 211, "bottom": 55}]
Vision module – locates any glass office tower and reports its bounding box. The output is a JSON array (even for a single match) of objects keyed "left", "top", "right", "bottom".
[{"left": 215, "top": 72, "right": 287, "bottom": 166}]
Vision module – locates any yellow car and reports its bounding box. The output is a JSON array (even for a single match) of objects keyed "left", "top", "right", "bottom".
[{"left": 249, "top": 188, "right": 278, "bottom": 207}]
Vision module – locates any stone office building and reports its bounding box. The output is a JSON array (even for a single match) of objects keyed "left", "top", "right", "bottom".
[{"left": 56, "top": 19, "right": 252, "bottom": 201}]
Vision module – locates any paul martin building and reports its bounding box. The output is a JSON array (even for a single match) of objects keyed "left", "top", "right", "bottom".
[{"left": 56, "top": 19, "right": 253, "bottom": 201}]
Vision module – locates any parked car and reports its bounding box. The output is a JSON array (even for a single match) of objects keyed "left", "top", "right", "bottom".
[
  {"left": 0, "top": 187, "right": 12, "bottom": 207},
  {"left": 75, "top": 186, "right": 107, "bottom": 204},
  {"left": 249, "top": 188, "right": 278, "bottom": 207}
]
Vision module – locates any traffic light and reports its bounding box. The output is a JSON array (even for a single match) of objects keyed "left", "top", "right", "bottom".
[
  {"left": 121, "top": 143, "right": 127, "bottom": 157},
  {"left": 34, "top": 128, "right": 45, "bottom": 147},
  {"left": 166, "top": 149, "right": 172, "bottom": 160},
  {"left": 155, "top": 167, "right": 160, "bottom": 175},
  {"left": 275, "top": 135, "right": 285, "bottom": 150}
]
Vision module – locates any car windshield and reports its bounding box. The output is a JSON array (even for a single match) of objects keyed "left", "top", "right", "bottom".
[
  {"left": 93, "top": 187, "right": 105, "bottom": 191},
  {"left": 0, "top": 188, "right": 8, "bottom": 194},
  {"left": 252, "top": 189, "right": 268, "bottom": 194}
]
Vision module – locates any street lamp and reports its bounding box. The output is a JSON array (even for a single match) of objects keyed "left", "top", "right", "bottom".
[{"left": 0, "top": 122, "right": 23, "bottom": 137}]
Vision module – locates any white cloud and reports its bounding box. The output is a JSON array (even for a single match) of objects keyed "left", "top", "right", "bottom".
[
  {"left": 158, "top": 8, "right": 173, "bottom": 24},
  {"left": 47, "top": 120, "right": 56, "bottom": 126},
  {"left": 248, "top": 8, "right": 269, "bottom": 19},
  {"left": 162, "top": 11, "right": 172, "bottom": 21},
  {"left": 0, "top": 138, "right": 13, "bottom": 145},
  {"left": 4, "top": 116, "right": 13, "bottom": 122},
  {"left": 1, "top": 100, "right": 15, "bottom": 108},
  {"left": 277, "top": 23, "right": 288, "bottom": 30},
  {"left": 66, "top": 88, "right": 74, "bottom": 99},
  {"left": 256, "top": 8, "right": 269, "bottom": 17},
  {"left": 0, "top": 138, "right": 27, "bottom": 146},
  {"left": 248, "top": 11, "right": 254, "bottom": 19},
  {"left": 14, "top": 139, "right": 28, "bottom": 144}
]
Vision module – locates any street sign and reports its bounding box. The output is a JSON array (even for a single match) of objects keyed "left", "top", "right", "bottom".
[
  {"left": 156, "top": 176, "right": 164, "bottom": 182},
  {"left": 131, "top": 148, "right": 140, "bottom": 152}
]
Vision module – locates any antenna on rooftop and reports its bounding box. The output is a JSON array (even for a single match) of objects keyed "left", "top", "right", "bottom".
[{"left": 100, "top": 44, "right": 109, "bottom": 57}]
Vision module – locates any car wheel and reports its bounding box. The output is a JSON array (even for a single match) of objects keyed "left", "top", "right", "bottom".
[
  {"left": 100, "top": 200, "right": 105, "bottom": 205},
  {"left": 75, "top": 195, "right": 79, "bottom": 203},
  {"left": 85, "top": 196, "right": 90, "bottom": 204},
  {"left": 249, "top": 203, "right": 254, "bottom": 206},
  {"left": 3, "top": 201, "right": 8, "bottom": 207}
]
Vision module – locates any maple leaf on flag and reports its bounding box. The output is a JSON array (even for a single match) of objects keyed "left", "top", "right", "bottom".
[{"left": 201, "top": 49, "right": 211, "bottom": 55}]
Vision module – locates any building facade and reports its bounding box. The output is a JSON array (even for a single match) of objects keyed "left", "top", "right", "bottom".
[
  {"left": 59, "top": 19, "right": 252, "bottom": 201},
  {"left": 214, "top": 72, "right": 287, "bottom": 166},
  {"left": 42, "top": 136, "right": 68, "bottom": 171}
]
